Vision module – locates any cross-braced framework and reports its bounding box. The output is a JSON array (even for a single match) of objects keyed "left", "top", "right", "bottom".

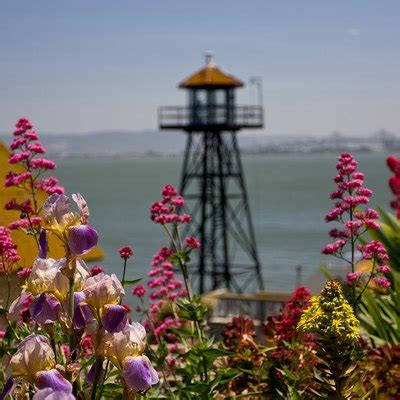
[{"left": 180, "top": 131, "right": 264, "bottom": 294}]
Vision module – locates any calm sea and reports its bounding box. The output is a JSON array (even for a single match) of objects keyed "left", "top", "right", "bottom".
[{"left": 54, "top": 152, "right": 392, "bottom": 293}]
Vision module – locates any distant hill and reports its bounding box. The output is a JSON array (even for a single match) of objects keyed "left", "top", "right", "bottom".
[
  {"left": 1, "top": 129, "right": 399, "bottom": 157},
  {"left": 0, "top": 130, "right": 186, "bottom": 157}
]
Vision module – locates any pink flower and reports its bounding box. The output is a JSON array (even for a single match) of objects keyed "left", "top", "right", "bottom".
[
  {"left": 8, "top": 152, "right": 30, "bottom": 164},
  {"left": 27, "top": 142, "right": 45, "bottom": 154},
  {"left": 25, "top": 131, "right": 39, "bottom": 140},
  {"left": 185, "top": 236, "right": 201, "bottom": 249},
  {"left": 8, "top": 217, "right": 41, "bottom": 231},
  {"left": 387, "top": 155, "right": 400, "bottom": 178},
  {"left": 119, "top": 246, "right": 134, "bottom": 260},
  {"left": 346, "top": 272, "right": 360, "bottom": 282},
  {"left": 4, "top": 171, "right": 31, "bottom": 187},
  {"left": 321, "top": 239, "right": 346, "bottom": 255},
  {"left": 162, "top": 184, "right": 178, "bottom": 197},
  {"left": 373, "top": 276, "right": 391, "bottom": 288},
  {"left": 17, "top": 268, "right": 32, "bottom": 279},
  {"left": 362, "top": 241, "right": 389, "bottom": 261},
  {"left": 10, "top": 137, "right": 26, "bottom": 150},
  {"left": 132, "top": 284, "right": 146, "bottom": 298},
  {"left": 171, "top": 196, "right": 185, "bottom": 207},
  {"left": 90, "top": 265, "right": 104, "bottom": 276},
  {"left": 0, "top": 226, "right": 20, "bottom": 272},
  {"left": 35, "top": 177, "right": 65, "bottom": 195},
  {"left": 377, "top": 264, "right": 391, "bottom": 273},
  {"left": 29, "top": 158, "right": 56, "bottom": 170}
]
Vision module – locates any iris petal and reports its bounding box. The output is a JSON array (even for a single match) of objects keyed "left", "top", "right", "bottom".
[
  {"left": 35, "top": 369, "right": 72, "bottom": 393},
  {"left": 122, "top": 356, "right": 159, "bottom": 392},
  {"left": 102, "top": 305, "right": 128, "bottom": 333},
  {"left": 31, "top": 294, "right": 61, "bottom": 324},
  {"left": 68, "top": 225, "right": 98, "bottom": 255}
]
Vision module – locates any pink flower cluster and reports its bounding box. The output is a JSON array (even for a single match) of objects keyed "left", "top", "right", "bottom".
[
  {"left": 0, "top": 227, "right": 21, "bottom": 273},
  {"left": 150, "top": 184, "right": 191, "bottom": 224},
  {"left": 387, "top": 155, "right": 400, "bottom": 219},
  {"left": 264, "top": 287, "right": 314, "bottom": 346},
  {"left": 4, "top": 198, "right": 33, "bottom": 214},
  {"left": 8, "top": 217, "right": 42, "bottom": 231},
  {"left": 5, "top": 118, "right": 64, "bottom": 195},
  {"left": 346, "top": 241, "right": 391, "bottom": 288},
  {"left": 322, "top": 153, "right": 379, "bottom": 256},
  {"left": 148, "top": 247, "right": 187, "bottom": 302},
  {"left": 141, "top": 247, "right": 187, "bottom": 338}
]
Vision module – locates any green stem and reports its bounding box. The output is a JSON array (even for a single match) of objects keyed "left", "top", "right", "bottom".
[
  {"left": 68, "top": 274, "right": 76, "bottom": 353},
  {"left": 144, "top": 303, "right": 174, "bottom": 392},
  {"left": 91, "top": 356, "right": 104, "bottom": 400},
  {"left": 50, "top": 336, "right": 58, "bottom": 364},
  {"left": 5, "top": 273, "right": 11, "bottom": 311},
  {"left": 97, "top": 359, "right": 110, "bottom": 399},
  {"left": 354, "top": 259, "right": 376, "bottom": 308},
  {"left": 349, "top": 206, "right": 356, "bottom": 307},
  {"left": 98, "top": 257, "right": 130, "bottom": 397},
  {"left": 233, "top": 392, "right": 265, "bottom": 399},
  {"left": 28, "top": 173, "right": 38, "bottom": 214},
  {"left": 178, "top": 259, "right": 207, "bottom": 382},
  {"left": 121, "top": 259, "right": 127, "bottom": 289},
  {"left": 162, "top": 224, "right": 178, "bottom": 251}
]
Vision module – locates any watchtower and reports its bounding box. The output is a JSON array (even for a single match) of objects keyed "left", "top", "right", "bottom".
[{"left": 159, "top": 53, "right": 264, "bottom": 294}]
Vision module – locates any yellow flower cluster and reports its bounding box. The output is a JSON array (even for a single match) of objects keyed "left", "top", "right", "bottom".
[{"left": 297, "top": 280, "right": 360, "bottom": 345}]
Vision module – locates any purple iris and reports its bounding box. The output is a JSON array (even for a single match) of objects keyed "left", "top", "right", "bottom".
[
  {"left": 73, "top": 292, "right": 94, "bottom": 330},
  {"left": 0, "top": 377, "right": 15, "bottom": 399},
  {"left": 122, "top": 356, "right": 159, "bottom": 392},
  {"left": 86, "top": 362, "right": 106, "bottom": 385},
  {"left": 68, "top": 225, "right": 98, "bottom": 255},
  {"left": 102, "top": 304, "right": 128, "bottom": 333},
  {"left": 31, "top": 294, "right": 61, "bottom": 325},
  {"left": 38, "top": 230, "right": 48, "bottom": 258},
  {"left": 35, "top": 369, "right": 73, "bottom": 393},
  {"left": 33, "top": 388, "right": 76, "bottom": 400}
]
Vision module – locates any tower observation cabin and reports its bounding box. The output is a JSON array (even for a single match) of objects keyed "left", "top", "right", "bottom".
[
  {"left": 159, "top": 54, "right": 264, "bottom": 294},
  {"left": 159, "top": 53, "right": 263, "bottom": 131}
]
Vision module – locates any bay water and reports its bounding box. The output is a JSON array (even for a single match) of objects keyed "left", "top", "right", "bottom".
[{"left": 54, "top": 152, "right": 391, "bottom": 294}]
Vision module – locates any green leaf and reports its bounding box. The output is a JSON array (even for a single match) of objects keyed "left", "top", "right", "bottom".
[{"left": 122, "top": 278, "right": 142, "bottom": 286}]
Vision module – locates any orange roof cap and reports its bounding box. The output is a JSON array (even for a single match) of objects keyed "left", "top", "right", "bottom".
[{"left": 179, "top": 52, "right": 244, "bottom": 88}]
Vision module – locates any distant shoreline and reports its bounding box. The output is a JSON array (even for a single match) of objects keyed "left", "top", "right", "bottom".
[
  {"left": 2, "top": 129, "right": 399, "bottom": 160},
  {"left": 49, "top": 148, "right": 388, "bottom": 162}
]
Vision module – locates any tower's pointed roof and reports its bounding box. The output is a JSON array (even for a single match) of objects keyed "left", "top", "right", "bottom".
[{"left": 179, "top": 52, "right": 244, "bottom": 89}]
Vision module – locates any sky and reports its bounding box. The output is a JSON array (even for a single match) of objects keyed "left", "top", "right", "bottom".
[{"left": 0, "top": 1, "right": 399, "bottom": 136}]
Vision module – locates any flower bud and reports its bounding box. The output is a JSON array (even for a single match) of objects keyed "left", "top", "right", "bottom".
[
  {"left": 68, "top": 225, "right": 98, "bottom": 255},
  {"left": 39, "top": 230, "right": 48, "bottom": 259},
  {"left": 102, "top": 304, "right": 128, "bottom": 333},
  {"left": 73, "top": 292, "right": 94, "bottom": 330}
]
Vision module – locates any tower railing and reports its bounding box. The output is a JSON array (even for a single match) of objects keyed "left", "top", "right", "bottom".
[{"left": 158, "top": 105, "right": 263, "bottom": 130}]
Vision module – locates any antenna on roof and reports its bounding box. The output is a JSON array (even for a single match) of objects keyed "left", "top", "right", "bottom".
[{"left": 205, "top": 50, "right": 215, "bottom": 66}]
